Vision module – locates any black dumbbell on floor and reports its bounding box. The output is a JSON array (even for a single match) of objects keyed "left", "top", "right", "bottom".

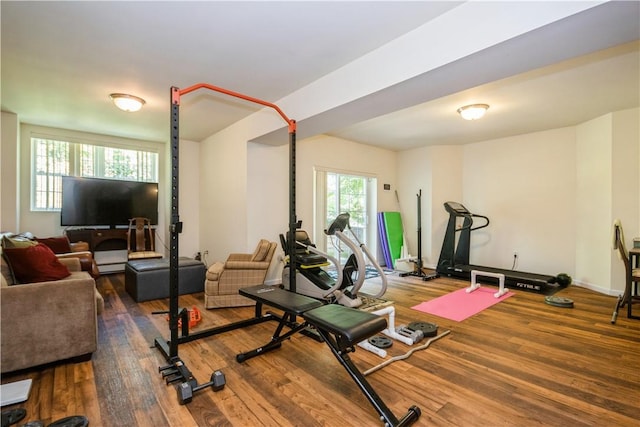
[{"left": 176, "top": 370, "right": 226, "bottom": 405}]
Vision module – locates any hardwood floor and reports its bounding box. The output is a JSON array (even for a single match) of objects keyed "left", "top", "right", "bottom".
[{"left": 2, "top": 272, "right": 639, "bottom": 426}]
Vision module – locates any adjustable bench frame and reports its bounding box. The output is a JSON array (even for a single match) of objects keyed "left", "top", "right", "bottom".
[
  {"left": 237, "top": 285, "right": 421, "bottom": 427},
  {"left": 155, "top": 285, "right": 421, "bottom": 426}
]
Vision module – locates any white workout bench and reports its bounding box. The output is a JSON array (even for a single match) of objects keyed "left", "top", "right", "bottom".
[{"left": 466, "top": 270, "right": 509, "bottom": 298}]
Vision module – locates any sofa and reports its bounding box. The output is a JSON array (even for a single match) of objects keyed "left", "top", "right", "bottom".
[
  {"left": 1, "top": 236, "right": 103, "bottom": 373},
  {"left": 36, "top": 235, "right": 100, "bottom": 278},
  {"left": 204, "top": 239, "right": 277, "bottom": 308}
]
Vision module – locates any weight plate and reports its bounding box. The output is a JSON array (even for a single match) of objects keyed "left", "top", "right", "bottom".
[
  {"left": 407, "top": 321, "right": 438, "bottom": 337},
  {"left": 1, "top": 409, "right": 26, "bottom": 426},
  {"left": 544, "top": 296, "right": 574, "bottom": 308},
  {"left": 368, "top": 335, "right": 393, "bottom": 349},
  {"left": 46, "top": 415, "right": 89, "bottom": 427}
]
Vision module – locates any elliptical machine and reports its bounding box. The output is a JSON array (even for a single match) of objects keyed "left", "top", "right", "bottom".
[
  {"left": 283, "top": 214, "right": 426, "bottom": 359},
  {"left": 281, "top": 213, "right": 387, "bottom": 308}
]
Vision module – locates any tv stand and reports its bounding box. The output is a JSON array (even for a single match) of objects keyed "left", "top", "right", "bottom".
[
  {"left": 66, "top": 228, "right": 130, "bottom": 251},
  {"left": 66, "top": 228, "right": 153, "bottom": 274}
]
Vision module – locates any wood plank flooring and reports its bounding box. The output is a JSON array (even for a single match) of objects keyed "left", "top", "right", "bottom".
[{"left": 2, "top": 272, "right": 639, "bottom": 426}]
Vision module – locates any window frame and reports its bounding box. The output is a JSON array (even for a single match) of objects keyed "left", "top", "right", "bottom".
[
  {"left": 313, "top": 167, "right": 378, "bottom": 264},
  {"left": 27, "top": 126, "right": 161, "bottom": 212}
]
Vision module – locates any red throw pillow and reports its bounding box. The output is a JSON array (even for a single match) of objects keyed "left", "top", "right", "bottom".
[
  {"left": 3, "top": 243, "right": 71, "bottom": 284},
  {"left": 35, "top": 236, "right": 72, "bottom": 254}
]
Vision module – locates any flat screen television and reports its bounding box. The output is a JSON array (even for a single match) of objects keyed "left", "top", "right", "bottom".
[{"left": 61, "top": 176, "right": 158, "bottom": 227}]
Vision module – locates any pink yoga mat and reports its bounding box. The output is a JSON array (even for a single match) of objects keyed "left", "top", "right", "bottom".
[{"left": 411, "top": 287, "right": 514, "bottom": 322}]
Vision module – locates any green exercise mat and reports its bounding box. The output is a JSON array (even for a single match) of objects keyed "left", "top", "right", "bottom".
[{"left": 382, "top": 211, "right": 404, "bottom": 269}]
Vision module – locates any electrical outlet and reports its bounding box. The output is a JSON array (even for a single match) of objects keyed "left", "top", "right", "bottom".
[
  {"left": 513, "top": 251, "right": 518, "bottom": 258},
  {"left": 203, "top": 250, "right": 209, "bottom": 256}
]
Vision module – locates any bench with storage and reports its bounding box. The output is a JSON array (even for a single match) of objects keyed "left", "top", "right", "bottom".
[{"left": 125, "top": 258, "right": 205, "bottom": 302}]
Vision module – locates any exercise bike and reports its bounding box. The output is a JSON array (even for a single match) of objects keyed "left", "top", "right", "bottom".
[{"left": 280, "top": 213, "right": 387, "bottom": 308}]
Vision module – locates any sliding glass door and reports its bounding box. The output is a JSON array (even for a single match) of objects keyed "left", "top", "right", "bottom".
[{"left": 314, "top": 169, "right": 377, "bottom": 265}]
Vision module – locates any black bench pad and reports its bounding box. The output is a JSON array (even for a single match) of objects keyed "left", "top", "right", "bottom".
[
  {"left": 303, "top": 304, "right": 387, "bottom": 346},
  {"left": 239, "top": 285, "right": 323, "bottom": 315}
]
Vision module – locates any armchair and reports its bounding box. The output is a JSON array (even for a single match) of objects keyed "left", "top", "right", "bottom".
[
  {"left": 43, "top": 238, "right": 100, "bottom": 278},
  {"left": 204, "top": 239, "right": 277, "bottom": 308}
]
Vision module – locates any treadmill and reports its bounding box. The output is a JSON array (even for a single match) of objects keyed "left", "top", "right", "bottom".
[{"left": 436, "top": 202, "right": 567, "bottom": 295}]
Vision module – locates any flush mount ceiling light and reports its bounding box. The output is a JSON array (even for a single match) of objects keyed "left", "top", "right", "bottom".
[
  {"left": 457, "top": 103, "right": 489, "bottom": 120},
  {"left": 109, "top": 93, "right": 146, "bottom": 112}
]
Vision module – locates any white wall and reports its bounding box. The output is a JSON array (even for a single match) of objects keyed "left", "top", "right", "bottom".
[
  {"left": 198, "top": 125, "right": 249, "bottom": 264},
  {"left": 610, "top": 109, "right": 640, "bottom": 292},
  {"left": 177, "top": 139, "right": 201, "bottom": 260},
  {"left": 243, "top": 134, "right": 398, "bottom": 282},
  {"left": 463, "top": 127, "right": 577, "bottom": 275},
  {"left": 246, "top": 141, "right": 289, "bottom": 281},
  {"left": 393, "top": 108, "right": 638, "bottom": 295},
  {"left": 427, "top": 145, "right": 464, "bottom": 266},
  {"left": 396, "top": 146, "right": 433, "bottom": 263},
  {"left": 576, "top": 115, "right": 614, "bottom": 292},
  {"left": 247, "top": 141, "right": 288, "bottom": 247},
  {"left": 1, "top": 112, "right": 19, "bottom": 232},
  {"left": 396, "top": 145, "right": 464, "bottom": 267},
  {"left": 297, "top": 135, "right": 398, "bottom": 231},
  {"left": 196, "top": 100, "right": 293, "bottom": 265},
  {"left": 574, "top": 109, "right": 639, "bottom": 294}
]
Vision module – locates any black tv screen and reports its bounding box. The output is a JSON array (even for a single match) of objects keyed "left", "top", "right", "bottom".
[{"left": 61, "top": 176, "right": 158, "bottom": 227}]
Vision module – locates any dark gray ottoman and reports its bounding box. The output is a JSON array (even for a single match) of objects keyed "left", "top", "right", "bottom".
[{"left": 125, "top": 258, "right": 206, "bottom": 302}]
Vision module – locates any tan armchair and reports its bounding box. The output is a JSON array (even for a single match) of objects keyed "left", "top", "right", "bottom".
[{"left": 204, "top": 239, "right": 277, "bottom": 308}]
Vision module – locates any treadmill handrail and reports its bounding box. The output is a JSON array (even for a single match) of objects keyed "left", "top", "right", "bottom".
[
  {"left": 445, "top": 201, "right": 490, "bottom": 232},
  {"left": 461, "top": 213, "right": 490, "bottom": 232}
]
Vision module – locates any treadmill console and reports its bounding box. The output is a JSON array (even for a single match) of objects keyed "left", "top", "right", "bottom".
[{"left": 444, "top": 202, "right": 470, "bottom": 215}]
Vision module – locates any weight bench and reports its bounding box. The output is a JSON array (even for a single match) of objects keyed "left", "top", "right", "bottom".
[{"left": 238, "top": 285, "right": 421, "bottom": 427}]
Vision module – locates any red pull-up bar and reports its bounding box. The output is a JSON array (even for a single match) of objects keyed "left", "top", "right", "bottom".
[
  {"left": 172, "top": 83, "right": 296, "bottom": 133},
  {"left": 163, "top": 82, "right": 299, "bottom": 361}
]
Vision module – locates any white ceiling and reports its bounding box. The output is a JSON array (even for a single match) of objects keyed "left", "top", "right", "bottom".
[
  {"left": 2, "top": 1, "right": 639, "bottom": 151},
  {"left": 331, "top": 42, "right": 640, "bottom": 150}
]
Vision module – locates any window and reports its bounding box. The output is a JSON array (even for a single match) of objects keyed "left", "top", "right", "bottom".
[
  {"left": 314, "top": 169, "right": 377, "bottom": 265},
  {"left": 33, "top": 138, "right": 69, "bottom": 211},
  {"left": 31, "top": 137, "right": 158, "bottom": 211}
]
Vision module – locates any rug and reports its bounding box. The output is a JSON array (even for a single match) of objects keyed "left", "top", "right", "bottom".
[{"left": 411, "top": 287, "right": 514, "bottom": 322}]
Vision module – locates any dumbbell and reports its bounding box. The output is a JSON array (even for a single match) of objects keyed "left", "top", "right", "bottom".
[
  {"left": 395, "top": 325, "right": 424, "bottom": 344},
  {"left": 176, "top": 370, "right": 226, "bottom": 405}
]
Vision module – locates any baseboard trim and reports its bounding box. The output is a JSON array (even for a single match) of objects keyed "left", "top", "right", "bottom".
[{"left": 572, "top": 280, "right": 621, "bottom": 297}]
